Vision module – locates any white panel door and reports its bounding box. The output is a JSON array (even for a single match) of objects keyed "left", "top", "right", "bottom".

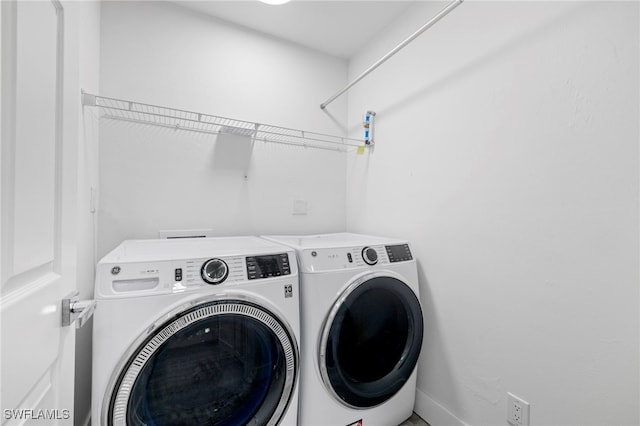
[{"left": 1, "top": 1, "right": 77, "bottom": 425}]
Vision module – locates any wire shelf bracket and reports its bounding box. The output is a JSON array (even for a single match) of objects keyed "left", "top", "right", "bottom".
[{"left": 82, "top": 92, "right": 365, "bottom": 153}]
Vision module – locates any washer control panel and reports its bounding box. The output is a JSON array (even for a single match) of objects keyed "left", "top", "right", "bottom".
[
  {"left": 175, "top": 252, "right": 292, "bottom": 290},
  {"left": 96, "top": 239, "right": 297, "bottom": 299}
]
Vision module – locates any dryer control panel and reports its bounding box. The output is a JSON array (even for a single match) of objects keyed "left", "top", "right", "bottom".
[{"left": 301, "top": 244, "right": 413, "bottom": 273}]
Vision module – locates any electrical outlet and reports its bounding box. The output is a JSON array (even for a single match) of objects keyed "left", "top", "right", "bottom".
[
  {"left": 292, "top": 198, "right": 308, "bottom": 215},
  {"left": 507, "top": 392, "right": 530, "bottom": 426}
]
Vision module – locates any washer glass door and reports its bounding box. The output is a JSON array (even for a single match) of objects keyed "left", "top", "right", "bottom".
[
  {"left": 320, "top": 273, "right": 423, "bottom": 408},
  {"left": 107, "top": 300, "right": 297, "bottom": 426}
]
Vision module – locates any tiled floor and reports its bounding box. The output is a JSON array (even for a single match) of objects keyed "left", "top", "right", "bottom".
[{"left": 398, "top": 412, "right": 430, "bottom": 426}]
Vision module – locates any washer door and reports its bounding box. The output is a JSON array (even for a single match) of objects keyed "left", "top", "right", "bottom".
[
  {"left": 106, "top": 299, "right": 297, "bottom": 426},
  {"left": 319, "top": 272, "right": 423, "bottom": 408}
]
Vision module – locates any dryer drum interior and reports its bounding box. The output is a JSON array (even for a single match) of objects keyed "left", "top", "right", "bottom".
[
  {"left": 320, "top": 275, "right": 423, "bottom": 408},
  {"left": 106, "top": 300, "right": 297, "bottom": 426}
]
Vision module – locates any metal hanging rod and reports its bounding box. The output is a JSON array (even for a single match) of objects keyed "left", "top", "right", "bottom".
[
  {"left": 320, "top": 0, "right": 464, "bottom": 110},
  {"left": 82, "top": 93, "right": 364, "bottom": 152}
]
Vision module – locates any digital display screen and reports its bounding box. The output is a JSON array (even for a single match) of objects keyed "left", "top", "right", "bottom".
[
  {"left": 246, "top": 253, "right": 290, "bottom": 279},
  {"left": 256, "top": 256, "right": 280, "bottom": 275},
  {"left": 385, "top": 244, "right": 413, "bottom": 263}
]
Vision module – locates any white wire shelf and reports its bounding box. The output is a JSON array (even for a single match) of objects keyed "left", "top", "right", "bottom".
[{"left": 82, "top": 93, "right": 364, "bottom": 152}]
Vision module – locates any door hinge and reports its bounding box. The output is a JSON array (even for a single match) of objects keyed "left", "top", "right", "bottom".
[{"left": 62, "top": 292, "right": 96, "bottom": 329}]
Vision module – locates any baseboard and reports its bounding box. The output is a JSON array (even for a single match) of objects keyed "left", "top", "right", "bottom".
[{"left": 414, "top": 388, "right": 468, "bottom": 426}]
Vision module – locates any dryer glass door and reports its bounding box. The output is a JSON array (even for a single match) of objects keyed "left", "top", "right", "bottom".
[
  {"left": 319, "top": 274, "right": 423, "bottom": 408},
  {"left": 106, "top": 300, "right": 297, "bottom": 426}
]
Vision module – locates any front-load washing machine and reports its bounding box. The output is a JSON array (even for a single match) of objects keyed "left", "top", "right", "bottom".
[
  {"left": 92, "top": 237, "right": 300, "bottom": 426},
  {"left": 262, "top": 233, "right": 423, "bottom": 426}
]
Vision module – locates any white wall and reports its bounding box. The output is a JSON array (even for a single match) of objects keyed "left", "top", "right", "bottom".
[
  {"left": 346, "top": 2, "right": 639, "bottom": 425},
  {"left": 97, "top": 1, "right": 349, "bottom": 258}
]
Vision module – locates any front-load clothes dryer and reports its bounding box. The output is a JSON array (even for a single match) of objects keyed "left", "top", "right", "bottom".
[
  {"left": 91, "top": 237, "right": 300, "bottom": 426},
  {"left": 262, "top": 233, "right": 423, "bottom": 426}
]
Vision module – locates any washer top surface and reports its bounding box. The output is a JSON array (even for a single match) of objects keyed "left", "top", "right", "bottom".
[
  {"left": 100, "top": 236, "right": 291, "bottom": 263},
  {"left": 263, "top": 233, "right": 406, "bottom": 250}
]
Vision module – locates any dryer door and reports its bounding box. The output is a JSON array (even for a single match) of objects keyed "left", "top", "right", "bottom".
[
  {"left": 105, "top": 299, "right": 297, "bottom": 426},
  {"left": 319, "top": 272, "right": 423, "bottom": 408}
]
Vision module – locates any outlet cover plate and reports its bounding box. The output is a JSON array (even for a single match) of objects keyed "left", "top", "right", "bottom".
[
  {"left": 292, "top": 198, "right": 308, "bottom": 215},
  {"left": 507, "top": 392, "right": 530, "bottom": 426}
]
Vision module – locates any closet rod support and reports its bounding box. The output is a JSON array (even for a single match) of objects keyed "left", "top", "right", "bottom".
[
  {"left": 320, "top": 0, "right": 463, "bottom": 110},
  {"left": 81, "top": 91, "right": 96, "bottom": 107}
]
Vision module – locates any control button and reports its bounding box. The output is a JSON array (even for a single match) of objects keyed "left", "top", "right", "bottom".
[
  {"left": 175, "top": 268, "right": 183, "bottom": 282},
  {"left": 362, "top": 247, "right": 378, "bottom": 265},
  {"left": 347, "top": 253, "right": 353, "bottom": 263},
  {"left": 201, "top": 258, "right": 229, "bottom": 285}
]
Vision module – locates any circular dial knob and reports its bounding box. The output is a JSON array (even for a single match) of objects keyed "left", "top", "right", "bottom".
[
  {"left": 201, "top": 258, "right": 229, "bottom": 285},
  {"left": 362, "top": 247, "right": 378, "bottom": 265}
]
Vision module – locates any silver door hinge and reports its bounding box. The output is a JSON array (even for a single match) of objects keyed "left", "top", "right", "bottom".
[{"left": 62, "top": 291, "right": 96, "bottom": 329}]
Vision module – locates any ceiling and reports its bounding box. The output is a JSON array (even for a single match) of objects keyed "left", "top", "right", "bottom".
[{"left": 177, "top": 1, "right": 418, "bottom": 59}]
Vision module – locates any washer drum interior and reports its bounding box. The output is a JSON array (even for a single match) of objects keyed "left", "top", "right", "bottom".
[{"left": 105, "top": 299, "right": 298, "bottom": 426}]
